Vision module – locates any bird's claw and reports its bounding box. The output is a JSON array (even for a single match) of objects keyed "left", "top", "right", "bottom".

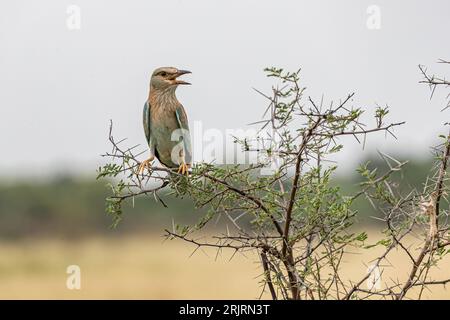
[
  {"left": 177, "top": 163, "right": 190, "bottom": 176},
  {"left": 138, "top": 157, "right": 154, "bottom": 174}
]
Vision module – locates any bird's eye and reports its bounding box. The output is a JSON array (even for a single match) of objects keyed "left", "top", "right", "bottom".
[{"left": 160, "top": 72, "right": 167, "bottom": 77}]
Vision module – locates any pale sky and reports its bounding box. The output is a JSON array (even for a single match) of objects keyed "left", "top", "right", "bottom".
[{"left": 1, "top": 0, "right": 449, "bottom": 178}]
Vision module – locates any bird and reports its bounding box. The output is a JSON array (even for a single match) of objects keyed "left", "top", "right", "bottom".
[{"left": 139, "top": 67, "right": 192, "bottom": 175}]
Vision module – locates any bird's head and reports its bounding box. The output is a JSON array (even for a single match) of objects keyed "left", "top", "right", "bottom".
[{"left": 150, "top": 67, "right": 191, "bottom": 90}]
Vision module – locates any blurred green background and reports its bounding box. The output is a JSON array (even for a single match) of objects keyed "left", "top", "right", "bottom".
[
  {"left": 0, "top": 154, "right": 434, "bottom": 240},
  {"left": 0, "top": 155, "right": 449, "bottom": 299}
]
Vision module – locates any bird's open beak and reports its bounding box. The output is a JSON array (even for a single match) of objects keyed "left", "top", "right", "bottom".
[{"left": 171, "top": 70, "right": 191, "bottom": 85}]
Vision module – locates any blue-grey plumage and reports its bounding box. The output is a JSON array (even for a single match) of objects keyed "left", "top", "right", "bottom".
[{"left": 139, "top": 67, "right": 192, "bottom": 175}]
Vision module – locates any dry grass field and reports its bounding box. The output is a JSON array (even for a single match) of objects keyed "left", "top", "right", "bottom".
[{"left": 0, "top": 231, "right": 448, "bottom": 299}]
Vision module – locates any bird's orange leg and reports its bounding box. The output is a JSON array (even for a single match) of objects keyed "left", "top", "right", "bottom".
[
  {"left": 177, "top": 162, "right": 190, "bottom": 176},
  {"left": 138, "top": 155, "right": 155, "bottom": 174}
]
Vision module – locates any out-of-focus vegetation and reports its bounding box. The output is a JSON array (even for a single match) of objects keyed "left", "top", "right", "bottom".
[
  {"left": 0, "top": 155, "right": 439, "bottom": 239},
  {"left": 0, "top": 175, "right": 203, "bottom": 239},
  {"left": 0, "top": 233, "right": 448, "bottom": 299},
  {"left": 0, "top": 235, "right": 264, "bottom": 299},
  {"left": 0, "top": 155, "right": 448, "bottom": 299}
]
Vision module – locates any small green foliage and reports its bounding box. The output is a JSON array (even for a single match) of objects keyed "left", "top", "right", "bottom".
[
  {"left": 375, "top": 106, "right": 390, "bottom": 128},
  {"left": 96, "top": 163, "right": 122, "bottom": 179},
  {"left": 105, "top": 196, "right": 122, "bottom": 227}
]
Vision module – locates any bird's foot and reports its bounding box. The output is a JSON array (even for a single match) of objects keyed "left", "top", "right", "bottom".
[
  {"left": 177, "top": 163, "right": 190, "bottom": 176},
  {"left": 138, "top": 156, "right": 155, "bottom": 174}
]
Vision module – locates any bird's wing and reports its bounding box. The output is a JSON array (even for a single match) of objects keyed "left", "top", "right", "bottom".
[
  {"left": 175, "top": 105, "right": 192, "bottom": 164},
  {"left": 143, "top": 101, "right": 155, "bottom": 153}
]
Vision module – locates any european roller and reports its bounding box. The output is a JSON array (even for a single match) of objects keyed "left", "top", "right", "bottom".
[{"left": 139, "top": 67, "right": 192, "bottom": 175}]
